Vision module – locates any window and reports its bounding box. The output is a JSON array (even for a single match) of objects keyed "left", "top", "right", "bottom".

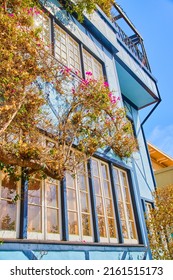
[
  {"left": 66, "top": 164, "right": 93, "bottom": 242},
  {"left": 27, "top": 176, "right": 60, "bottom": 240},
  {"left": 54, "top": 25, "right": 82, "bottom": 75},
  {"left": 0, "top": 171, "right": 20, "bottom": 238},
  {"left": 83, "top": 49, "right": 103, "bottom": 80},
  {"left": 92, "top": 159, "right": 118, "bottom": 243},
  {"left": 113, "top": 167, "right": 138, "bottom": 244},
  {"left": 34, "top": 12, "right": 51, "bottom": 51}
]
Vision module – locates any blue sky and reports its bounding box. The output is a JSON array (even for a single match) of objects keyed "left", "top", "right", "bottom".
[{"left": 116, "top": 0, "right": 173, "bottom": 157}]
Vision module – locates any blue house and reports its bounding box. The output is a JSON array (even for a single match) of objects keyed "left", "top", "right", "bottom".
[{"left": 0, "top": 1, "right": 161, "bottom": 260}]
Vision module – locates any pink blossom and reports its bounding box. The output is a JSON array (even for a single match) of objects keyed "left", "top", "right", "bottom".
[
  {"left": 8, "top": 13, "right": 14, "bottom": 17},
  {"left": 72, "top": 88, "right": 75, "bottom": 94},
  {"left": 85, "top": 71, "right": 92, "bottom": 76},
  {"left": 104, "top": 81, "right": 109, "bottom": 87}
]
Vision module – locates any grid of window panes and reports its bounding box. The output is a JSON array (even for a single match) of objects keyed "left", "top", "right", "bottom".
[
  {"left": 83, "top": 49, "right": 103, "bottom": 80},
  {"left": 28, "top": 175, "right": 60, "bottom": 239},
  {"left": 113, "top": 167, "right": 138, "bottom": 243},
  {"left": 54, "top": 25, "right": 81, "bottom": 75},
  {"left": 34, "top": 13, "right": 51, "bottom": 51},
  {"left": 0, "top": 172, "right": 18, "bottom": 233},
  {"left": 66, "top": 166, "right": 92, "bottom": 241},
  {"left": 92, "top": 159, "right": 117, "bottom": 242}
]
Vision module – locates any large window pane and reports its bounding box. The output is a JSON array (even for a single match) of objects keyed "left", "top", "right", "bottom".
[
  {"left": 68, "top": 212, "right": 78, "bottom": 235},
  {"left": 47, "top": 208, "right": 59, "bottom": 234},
  {"left": 28, "top": 205, "right": 42, "bottom": 232},
  {"left": 0, "top": 200, "right": 16, "bottom": 231}
]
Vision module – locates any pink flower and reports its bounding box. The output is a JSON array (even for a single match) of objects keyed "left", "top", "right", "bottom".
[
  {"left": 72, "top": 88, "right": 75, "bottom": 94},
  {"left": 85, "top": 71, "right": 92, "bottom": 76},
  {"left": 104, "top": 81, "right": 109, "bottom": 87},
  {"left": 8, "top": 13, "right": 14, "bottom": 17}
]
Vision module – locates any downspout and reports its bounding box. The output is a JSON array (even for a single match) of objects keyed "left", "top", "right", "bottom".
[{"left": 141, "top": 91, "right": 161, "bottom": 190}]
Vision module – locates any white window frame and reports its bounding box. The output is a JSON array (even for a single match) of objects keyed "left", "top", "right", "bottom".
[
  {"left": 113, "top": 166, "right": 138, "bottom": 244},
  {"left": 27, "top": 176, "right": 61, "bottom": 241},
  {"left": 91, "top": 158, "right": 118, "bottom": 243},
  {"left": 66, "top": 165, "right": 93, "bottom": 242},
  {"left": 0, "top": 170, "right": 21, "bottom": 239}
]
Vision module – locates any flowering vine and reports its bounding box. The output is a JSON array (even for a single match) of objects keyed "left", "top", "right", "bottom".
[{"left": 0, "top": 0, "right": 137, "bottom": 181}]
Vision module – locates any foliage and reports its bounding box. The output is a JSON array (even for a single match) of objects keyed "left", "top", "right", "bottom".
[
  {"left": 60, "top": 0, "right": 115, "bottom": 22},
  {"left": 0, "top": 0, "right": 137, "bottom": 181},
  {"left": 146, "top": 185, "right": 173, "bottom": 260}
]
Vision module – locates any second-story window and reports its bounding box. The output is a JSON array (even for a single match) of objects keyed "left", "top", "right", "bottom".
[
  {"left": 54, "top": 25, "right": 82, "bottom": 76},
  {"left": 83, "top": 49, "right": 103, "bottom": 80},
  {"left": 34, "top": 12, "right": 51, "bottom": 52}
]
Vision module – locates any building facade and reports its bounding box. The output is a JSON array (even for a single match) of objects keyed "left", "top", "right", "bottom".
[
  {"left": 148, "top": 143, "right": 173, "bottom": 188},
  {"left": 0, "top": 1, "right": 161, "bottom": 260}
]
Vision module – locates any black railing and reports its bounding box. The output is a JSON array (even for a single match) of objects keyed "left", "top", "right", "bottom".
[{"left": 114, "top": 22, "right": 150, "bottom": 71}]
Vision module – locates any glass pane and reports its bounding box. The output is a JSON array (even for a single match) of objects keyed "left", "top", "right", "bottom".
[
  {"left": 92, "top": 160, "right": 99, "bottom": 176},
  {"left": 82, "top": 214, "right": 91, "bottom": 236},
  {"left": 66, "top": 173, "right": 75, "bottom": 189},
  {"left": 93, "top": 177, "right": 101, "bottom": 195},
  {"left": 113, "top": 168, "right": 120, "bottom": 185},
  {"left": 120, "top": 171, "right": 128, "bottom": 186},
  {"left": 123, "top": 186, "right": 130, "bottom": 202},
  {"left": 0, "top": 200, "right": 16, "bottom": 231},
  {"left": 68, "top": 212, "right": 78, "bottom": 235},
  {"left": 80, "top": 192, "right": 89, "bottom": 213},
  {"left": 116, "top": 184, "right": 122, "bottom": 201},
  {"left": 46, "top": 183, "right": 58, "bottom": 208},
  {"left": 28, "top": 205, "right": 42, "bottom": 232},
  {"left": 108, "top": 218, "right": 116, "bottom": 238},
  {"left": 118, "top": 201, "right": 126, "bottom": 219},
  {"left": 126, "top": 203, "right": 133, "bottom": 220},
  {"left": 98, "top": 216, "right": 107, "bottom": 237},
  {"left": 96, "top": 197, "right": 104, "bottom": 215},
  {"left": 129, "top": 222, "right": 136, "bottom": 239},
  {"left": 103, "top": 180, "right": 111, "bottom": 198},
  {"left": 122, "top": 220, "right": 128, "bottom": 239},
  {"left": 105, "top": 199, "right": 114, "bottom": 217},
  {"left": 1, "top": 173, "right": 17, "bottom": 199},
  {"left": 47, "top": 208, "right": 59, "bottom": 234},
  {"left": 28, "top": 179, "right": 42, "bottom": 205},
  {"left": 67, "top": 189, "right": 77, "bottom": 211},
  {"left": 101, "top": 163, "right": 109, "bottom": 180},
  {"left": 78, "top": 174, "right": 87, "bottom": 191}
]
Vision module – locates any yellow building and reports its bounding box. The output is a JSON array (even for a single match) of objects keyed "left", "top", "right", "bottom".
[{"left": 148, "top": 143, "right": 173, "bottom": 188}]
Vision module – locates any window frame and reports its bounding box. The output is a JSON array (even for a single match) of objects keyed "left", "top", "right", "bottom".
[
  {"left": 66, "top": 164, "right": 93, "bottom": 242},
  {"left": 0, "top": 170, "right": 21, "bottom": 239},
  {"left": 91, "top": 158, "right": 118, "bottom": 243}
]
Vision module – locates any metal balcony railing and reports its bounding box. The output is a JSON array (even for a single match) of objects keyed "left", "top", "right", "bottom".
[{"left": 114, "top": 22, "right": 150, "bottom": 71}]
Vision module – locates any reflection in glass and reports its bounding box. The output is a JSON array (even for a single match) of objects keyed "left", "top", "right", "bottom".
[
  {"left": 47, "top": 183, "right": 58, "bottom": 208},
  {"left": 66, "top": 173, "right": 75, "bottom": 189},
  {"left": 101, "top": 163, "right": 108, "bottom": 180},
  {"left": 103, "top": 181, "right": 111, "bottom": 198},
  {"left": 92, "top": 160, "right": 99, "bottom": 176},
  {"left": 67, "top": 189, "right": 77, "bottom": 211},
  {"left": 28, "top": 205, "right": 42, "bottom": 232},
  {"left": 80, "top": 192, "right": 89, "bottom": 213},
  {"left": 68, "top": 212, "right": 78, "bottom": 235},
  {"left": 105, "top": 199, "right": 114, "bottom": 217},
  {"left": 121, "top": 220, "right": 128, "bottom": 239},
  {"left": 108, "top": 218, "right": 116, "bottom": 238},
  {"left": 78, "top": 174, "right": 87, "bottom": 191},
  {"left": 1, "top": 174, "right": 17, "bottom": 199},
  {"left": 93, "top": 177, "right": 101, "bottom": 195},
  {"left": 96, "top": 197, "right": 104, "bottom": 215},
  {"left": 82, "top": 214, "right": 91, "bottom": 236},
  {"left": 28, "top": 180, "right": 42, "bottom": 205},
  {"left": 98, "top": 216, "right": 106, "bottom": 237},
  {"left": 47, "top": 208, "right": 59, "bottom": 234},
  {"left": 0, "top": 200, "right": 16, "bottom": 231}
]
